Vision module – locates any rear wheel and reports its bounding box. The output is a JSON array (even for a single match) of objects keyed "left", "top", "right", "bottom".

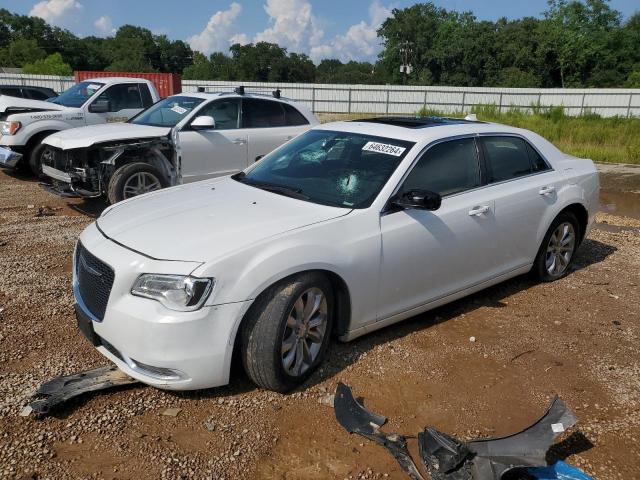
[
  {"left": 107, "top": 162, "right": 167, "bottom": 204},
  {"left": 532, "top": 211, "right": 580, "bottom": 282},
  {"left": 240, "top": 272, "right": 334, "bottom": 392}
]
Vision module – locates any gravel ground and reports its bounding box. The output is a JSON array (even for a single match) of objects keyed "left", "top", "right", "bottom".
[{"left": 0, "top": 166, "right": 639, "bottom": 480}]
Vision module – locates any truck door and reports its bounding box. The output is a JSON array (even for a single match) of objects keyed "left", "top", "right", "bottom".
[{"left": 84, "top": 83, "right": 145, "bottom": 125}]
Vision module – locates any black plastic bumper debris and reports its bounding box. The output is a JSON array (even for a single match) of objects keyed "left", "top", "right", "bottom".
[
  {"left": 27, "top": 366, "right": 139, "bottom": 415},
  {"left": 334, "top": 383, "right": 581, "bottom": 480},
  {"left": 334, "top": 382, "right": 425, "bottom": 480}
]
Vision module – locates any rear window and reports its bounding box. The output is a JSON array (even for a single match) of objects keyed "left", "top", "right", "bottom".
[
  {"left": 242, "top": 99, "right": 286, "bottom": 128},
  {"left": 283, "top": 103, "right": 309, "bottom": 126},
  {"left": 481, "top": 136, "right": 533, "bottom": 183}
]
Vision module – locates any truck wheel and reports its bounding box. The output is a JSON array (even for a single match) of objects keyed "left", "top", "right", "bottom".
[
  {"left": 240, "top": 272, "right": 334, "bottom": 392},
  {"left": 107, "top": 162, "right": 167, "bottom": 204},
  {"left": 29, "top": 141, "right": 53, "bottom": 176}
]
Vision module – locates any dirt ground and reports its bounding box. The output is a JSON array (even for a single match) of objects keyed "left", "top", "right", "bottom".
[{"left": 0, "top": 164, "right": 639, "bottom": 480}]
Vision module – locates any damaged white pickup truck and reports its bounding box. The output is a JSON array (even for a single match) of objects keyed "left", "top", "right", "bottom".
[
  {"left": 0, "top": 77, "right": 159, "bottom": 174},
  {"left": 41, "top": 89, "right": 318, "bottom": 203}
]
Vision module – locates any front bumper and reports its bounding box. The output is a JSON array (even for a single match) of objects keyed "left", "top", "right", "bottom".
[
  {"left": 0, "top": 145, "right": 23, "bottom": 168},
  {"left": 74, "top": 223, "right": 252, "bottom": 390}
]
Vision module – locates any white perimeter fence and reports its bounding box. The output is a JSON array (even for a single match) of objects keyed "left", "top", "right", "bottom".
[{"left": 2, "top": 73, "right": 640, "bottom": 118}]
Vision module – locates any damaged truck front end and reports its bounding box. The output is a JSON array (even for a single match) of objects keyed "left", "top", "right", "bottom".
[{"left": 42, "top": 136, "right": 176, "bottom": 202}]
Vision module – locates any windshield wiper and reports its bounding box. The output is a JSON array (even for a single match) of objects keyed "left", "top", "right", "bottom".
[{"left": 233, "top": 173, "right": 309, "bottom": 200}]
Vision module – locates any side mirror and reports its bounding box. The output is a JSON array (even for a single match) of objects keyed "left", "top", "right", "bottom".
[
  {"left": 89, "top": 99, "right": 111, "bottom": 113},
  {"left": 191, "top": 115, "right": 216, "bottom": 130},
  {"left": 392, "top": 189, "right": 442, "bottom": 211}
]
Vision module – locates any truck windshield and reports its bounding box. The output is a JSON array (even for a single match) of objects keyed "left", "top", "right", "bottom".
[
  {"left": 235, "top": 130, "right": 415, "bottom": 209},
  {"left": 48, "top": 81, "right": 104, "bottom": 107},
  {"left": 129, "top": 96, "right": 205, "bottom": 127}
]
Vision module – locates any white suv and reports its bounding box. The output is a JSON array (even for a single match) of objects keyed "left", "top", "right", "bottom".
[
  {"left": 72, "top": 117, "right": 599, "bottom": 392},
  {"left": 41, "top": 89, "right": 318, "bottom": 203}
]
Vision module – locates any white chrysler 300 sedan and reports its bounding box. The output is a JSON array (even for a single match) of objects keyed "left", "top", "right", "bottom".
[{"left": 73, "top": 116, "right": 599, "bottom": 392}]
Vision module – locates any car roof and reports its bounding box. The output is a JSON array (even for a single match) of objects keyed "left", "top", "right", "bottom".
[
  {"left": 171, "top": 91, "right": 301, "bottom": 105},
  {"left": 81, "top": 77, "right": 152, "bottom": 84},
  {"left": 315, "top": 117, "right": 530, "bottom": 144}
]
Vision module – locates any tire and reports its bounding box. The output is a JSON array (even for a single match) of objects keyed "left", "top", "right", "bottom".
[
  {"left": 532, "top": 211, "right": 580, "bottom": 282},
  {"left": 240, "top": 272, "right": 334, "bottom": 392},
  {"left": 107, "top": 162, "right": 167, "bottom": 204},
  {"left": 29, "top": 141, "right": 53, "bottom": 176}
]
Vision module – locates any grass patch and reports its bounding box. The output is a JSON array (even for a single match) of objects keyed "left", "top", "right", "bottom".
[{"left": 319, "top": 108, "right": 640, "bottom": 165}]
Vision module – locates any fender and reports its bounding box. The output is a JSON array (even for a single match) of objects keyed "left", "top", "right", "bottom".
[{"left": 16, "top": 119, "right": 80, "bottom": 146}]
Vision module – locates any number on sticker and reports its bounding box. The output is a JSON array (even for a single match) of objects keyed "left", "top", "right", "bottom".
[{"left": 362, "top": 141, "right": 406, "bottom": 157}]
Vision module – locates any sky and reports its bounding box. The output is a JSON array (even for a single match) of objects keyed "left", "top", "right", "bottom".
[{"left": 1, "top": 0, "right": 638, "bottom": 63}]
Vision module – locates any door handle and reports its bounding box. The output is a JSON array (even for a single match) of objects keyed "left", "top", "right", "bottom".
[
  {"left": 539, "top": 185, "right": 555, "bottom": 196},
  {"left": 468, "top": 205, "right": 490, "bottom": 216},
  {"left": 233, "top": 138, "right": 246, "bottom": 145}
]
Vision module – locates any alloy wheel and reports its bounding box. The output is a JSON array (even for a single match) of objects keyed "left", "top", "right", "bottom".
[
  {"left": 281, "top": 287, "right": 328, "bottom": 377},
  {"left": 122, "top": 172, "right": 162, "bottom": 198},
  {"left": 545, "top": 222, "right": 576, "bottom": 277}
]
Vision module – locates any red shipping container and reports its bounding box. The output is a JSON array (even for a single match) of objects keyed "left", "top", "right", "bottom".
[{"left": 74, "top": 71, "right": 182, "bottom": 98}]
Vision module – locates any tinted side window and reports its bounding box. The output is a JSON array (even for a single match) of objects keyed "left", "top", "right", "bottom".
[
  {"left": 0, "top": 87, "right": 22, "bottom": 98},
  {"left": 242, "top": 99, "right": 286, "bottom": 128},
  {"left": 97, "top": 84, "right": 143, "bottom": 111},
  {"left": 283, "top": 103, "right": 309, "bottom": 126},
  {"left": 196, "top": 99, "right": 239, "bottom": 130},
  {"left": 139, "top": 83, "right": 153, "bottom": 107},
  {"left": 402, "top": 138, "right": 480, "bottom": 197},
  {"left": 481, "top": 136, "right": 532, "bottom": 183},
  {"left": 525, "top": 142, "right": 550, "bottom": 172}
]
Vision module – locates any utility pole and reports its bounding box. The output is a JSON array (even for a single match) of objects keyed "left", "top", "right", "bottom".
[{"left": 398, "top": 40, "right": 413, "bottom": 85}]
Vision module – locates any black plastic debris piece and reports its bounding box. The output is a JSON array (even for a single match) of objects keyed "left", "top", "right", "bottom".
[
  {"left": 27, "top": 366, "right": 139, "bottom": 415},
  {"left": 418, "top": 427, "right": 473, "bottom": 480},
  {"left": 334, "top": 382, "right": 425, "bottom": 480},
  {"left": 335, "top": 382, "right": 580, "bottom": 480},
  {"left": 419, "top": 396, "right": 577, "bottom": 480}
]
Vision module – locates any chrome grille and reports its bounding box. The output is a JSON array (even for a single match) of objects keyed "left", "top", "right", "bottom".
[{"left": 75, "top": 242, "right": 115, "bottom": 321}]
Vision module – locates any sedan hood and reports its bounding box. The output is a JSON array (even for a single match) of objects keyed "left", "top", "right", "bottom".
[
  {"left": 0, "top": 96, "right": 67, "bottom": 113},
  {"left": 43, "top": 123, "right": 171, "bottom": 150},
  {"left": 97, "top": 177, "right": 350, "bottom": 262}
]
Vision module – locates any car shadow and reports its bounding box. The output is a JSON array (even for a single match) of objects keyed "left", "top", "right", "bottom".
[
  {"left": 306, "top": 237, "right": 617, "bottom": 389},
  {"left": 170, "top": 237, "right": 616, "bottom": 402}
]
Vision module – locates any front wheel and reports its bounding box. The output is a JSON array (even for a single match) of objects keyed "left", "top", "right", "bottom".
[
  {"left": 240, "top": 272, "right": 334, "bottom": 392},
  {"left": 29, "top": 141, "right": 53, "bottom": 176},
  {"left": 107, "top": 162, "right": 167, "bottom": 204},
  {"left": 532, "top": 211, "right": 580, "bottom": 282}
]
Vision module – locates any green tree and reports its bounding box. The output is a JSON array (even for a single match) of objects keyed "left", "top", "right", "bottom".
[
  {"left": 182, "top": 51, "right": 215, "bottom": 79},
  {"left": 22, "top": 52, "right": 72, "bottom": 75},
  {"left": 0, "top": 38, "right": 46, "bottom": 67},
  {"left": 104, "top": 25, "right": 159, "bottom": 72}
]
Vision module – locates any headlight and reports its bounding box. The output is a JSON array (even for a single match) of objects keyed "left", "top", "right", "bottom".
[
  {"left": 0, "top": 121, "right": 21, "bottom": 135},
  {"left": 131, "top": 274, "right": 214, "bottom": 311}
]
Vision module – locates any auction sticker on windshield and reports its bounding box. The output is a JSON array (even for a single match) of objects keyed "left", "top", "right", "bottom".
[
  {"left": 362, "top": 141, "right": 406, "bottom": 156},
  {"left": 171, "top": 105, "right": 188, "bottom": 115}
]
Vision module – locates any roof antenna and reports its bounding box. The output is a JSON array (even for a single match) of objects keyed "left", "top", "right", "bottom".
[
  {"left": 272, "top": 89, "right": 281, "bottom": 99},
  {"left": 464, "top": 113, "right": 478, "bottom": 121},
  {"left": 234, "top": 86, "right": 245, "bottom": 95}
]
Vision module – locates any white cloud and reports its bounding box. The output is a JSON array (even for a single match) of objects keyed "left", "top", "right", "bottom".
[
  {"left": 29, "top": 0, "right": 82, "bottom": 25},
  {"left": 310, "top": 1, "right": 392, "bottom": 63},
  {"left": 188, "top": 2, "right": 244, "bottom": 55},
  {"left": 93, "top": 15, "right": 115, "bottom": 35},
  {"left": 254, "top": 0, "right": 324, "bottom": 52},
  {"left": 230, "top": 33, "right": 250, "bottom": 46}
]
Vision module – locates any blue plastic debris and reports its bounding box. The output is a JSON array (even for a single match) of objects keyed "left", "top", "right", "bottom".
[{"left": 527, "top": 461, "right": 593, "bottom": 480}]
